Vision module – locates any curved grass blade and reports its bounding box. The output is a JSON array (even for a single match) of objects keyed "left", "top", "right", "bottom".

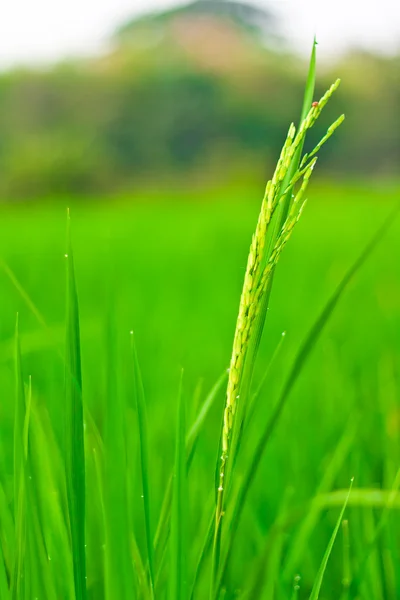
[
  {"left": 0, "top": 260, "right": 48, "bottom": 332},
  {"left": 215, "top": 203, "right": 398, "bottom": 594},
  {"left": 130, "top": 331, "right": 155, "bottom": 597},
  {"left": 64, "top": 210, "right": 87, "bottom": 600},
  {"left": 308, "top": 479, "right": 353, "bottom": 600},
  {"left": 169, "top": 370, "right": 188, "bottom": 600}
]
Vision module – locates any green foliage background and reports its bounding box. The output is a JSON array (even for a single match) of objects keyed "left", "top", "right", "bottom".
[{"left": 0, "top": 12, "right": 398, "bottom": 198}]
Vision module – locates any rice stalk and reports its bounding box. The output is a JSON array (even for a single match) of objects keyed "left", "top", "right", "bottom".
[{"left": 211, "top": 68, "right": 345, "bottom": 593}]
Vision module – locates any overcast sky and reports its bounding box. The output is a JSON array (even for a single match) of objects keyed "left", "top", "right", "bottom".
[{"left": 0, "top": 0, "right": 399, "bottom": 70}]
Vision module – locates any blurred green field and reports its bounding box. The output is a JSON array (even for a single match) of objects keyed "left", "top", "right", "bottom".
[{"left": 0, "top": 180, "right": 399, "bottom": 598}]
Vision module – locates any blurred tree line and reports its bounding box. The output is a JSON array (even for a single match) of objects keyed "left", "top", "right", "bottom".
[{"left": 0, "top": 0, "right": 398, "bottom": 199}]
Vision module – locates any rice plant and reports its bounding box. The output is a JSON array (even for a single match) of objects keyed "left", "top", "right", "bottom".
[{"left": 0, "top": 39, "right": 398, "bottom": 600}]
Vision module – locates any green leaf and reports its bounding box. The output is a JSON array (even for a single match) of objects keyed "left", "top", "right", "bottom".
[
  {"left": 308, "top": 479, "right": 353, "bottom": 600},
  {"left": 64, "top": 210, "right": 87, "bottom": 600},
  {"left": 11, "top": 315, "right": 26, "bottom": 600},
  {"left": 103, "top": 316, "right": 135, "bottom": 599},
  {"left": 130, "top": 331, "right": 155, "bottom": 597},
  {"left": 169, "top": 370, "right": 188, "bottom": 600}
]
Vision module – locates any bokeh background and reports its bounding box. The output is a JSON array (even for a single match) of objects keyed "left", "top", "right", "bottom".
[
  {"left": 0, "top": 2, "right": 399, "bottom": 596},
  {"left": 0, "top": 0, "right": 399, "bottom": 198}
]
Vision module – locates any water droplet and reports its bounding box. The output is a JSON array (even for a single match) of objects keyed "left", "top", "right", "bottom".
[
  {"left": 64, "top": 254, "right": 68, "bottom": 258},
  {"left": 282, "top": 331, "right": 286, "bottom": 337},
  {"left": 141, "top": 494, "right": 144, "bottom": 498}
]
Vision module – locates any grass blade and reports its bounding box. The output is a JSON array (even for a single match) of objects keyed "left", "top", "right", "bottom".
[
  {"left": 64, "top": 210, "right": 87, "bottom": 600},
  {"left": 11, "top": 315, "right": 26, "bottom": 599},
  {"left": 341, "top": 519, "right": 351, "bottom": 599},
  {"left": 308, "top": 478, "right": 353, "bottom": 600},
  {"left": 103, "top": 317, "right": 135, "bottom": 599},
  {"left": 169, "top": 370, "right": 188, "bottom": 600},
  {"left": 130, "top": 331, "right": 155, "bottom": 596}
]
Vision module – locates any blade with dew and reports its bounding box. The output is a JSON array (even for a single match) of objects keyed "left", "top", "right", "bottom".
[
  {"left": 64, "top": 210, "right": 87, "bottom": 600},
  {"left": 169, "top": 369, "right": 188, "bottom": 600},
  {"left": 130, "top": 331, "right": 155, "bottom": 597},
  {"left": 308, "top": 479, "right": 353, "bottom": 600},
  {"left": 103, "top": 316, "right": 136, "bottom": 599},
  {"left": 214, "top": 203, "right": 398, "bottom": 595}
]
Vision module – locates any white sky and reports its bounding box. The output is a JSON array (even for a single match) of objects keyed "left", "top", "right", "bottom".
[{"left": 0, "top": 0, "right": 399, "bottom": 70}]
